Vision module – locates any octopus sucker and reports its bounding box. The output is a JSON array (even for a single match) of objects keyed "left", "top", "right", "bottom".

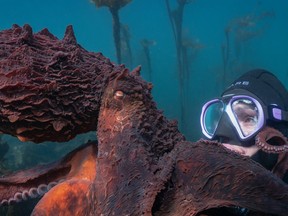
[
  {"left": 0, "top": 180, "right": 61, "bottom": 206},
  {"left": 21, "top": 190, "right": 30, "bottom": 201},
  {"left": 47, "top": 181, "right": 58, "bottom": 190},
  {"left": 0, "top": 199, "right": 8, "bottom": 206},
  {"left": 37, "top": 184, "right": 48, "bottom": 196},
  {"left": 13, "top": 192, "right": 23, "bottom": 202},
  {"left": 255, "top": 126, "right": 288, "bottom": 153}
]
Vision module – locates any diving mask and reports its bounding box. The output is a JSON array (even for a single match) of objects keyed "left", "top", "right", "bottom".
[{"left": 200, "top": 94, "right": 288, "bottom": 141}]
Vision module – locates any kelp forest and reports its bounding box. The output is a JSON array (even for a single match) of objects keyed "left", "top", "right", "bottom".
[{"left": 90, "top": 0, "right": 274, "bottom": 135}]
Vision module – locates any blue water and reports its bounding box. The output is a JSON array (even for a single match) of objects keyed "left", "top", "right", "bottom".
[{"left": 0, "top": 0, "right": 288, "bottom": 194}]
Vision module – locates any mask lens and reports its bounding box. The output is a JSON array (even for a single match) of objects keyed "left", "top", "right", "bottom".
[
  {"left": 231, "top": 98, "right": 260, "bottom": 137},
  {"left": 203, "top": 101, "right": 224, "bottom": 136}
]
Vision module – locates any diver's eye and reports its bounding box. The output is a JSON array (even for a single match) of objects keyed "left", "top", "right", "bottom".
[{"left": 114, "top": 90, "right": 124, "bottom": 100}]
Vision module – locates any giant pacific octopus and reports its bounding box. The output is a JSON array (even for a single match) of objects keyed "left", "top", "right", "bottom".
[{"left": 0, "top": 24, "right": 288, "bottom": 215}]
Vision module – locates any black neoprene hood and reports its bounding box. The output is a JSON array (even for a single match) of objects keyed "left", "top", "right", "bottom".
[{"left": 222, "top": 69, "right": 288, "bottom": 111}]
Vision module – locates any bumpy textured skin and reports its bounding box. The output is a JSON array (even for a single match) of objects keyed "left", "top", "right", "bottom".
[
  {"left": 0, "top": 25, "right": 288, "bottom": 216},
  {"left": 0, "top": 24, "right": 124, "bottom": 142}
]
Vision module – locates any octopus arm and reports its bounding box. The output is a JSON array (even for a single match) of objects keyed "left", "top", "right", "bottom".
[
  {"left": 0, "top": 141, "right": 97, "bottom": 206},
  {"left": 0, "top": 162, "right": 69, "bottom": 205},
  {"left": 154, "top": 141, "right": 288, "bottom": 216}
]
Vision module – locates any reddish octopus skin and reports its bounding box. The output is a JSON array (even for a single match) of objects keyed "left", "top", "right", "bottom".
[
  {"left": 0, "top": 24, "right": 121, "bottom": 143},
  {"left": 0, "top": 141, "right": 97, "bottom": 209},
  {"left": 0, "top": 25, "right": 287, "bottom": 216}
]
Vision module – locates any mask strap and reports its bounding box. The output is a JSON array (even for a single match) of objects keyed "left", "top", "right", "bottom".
[
  {"left": 281, "top": 109, "right": 288, "bottom": 121},
  {"left": 269, "top": 105, "right": 288, "bottom": 121},
  {"left": 255, "top": 126, "right": 288, "bottom": 153}
]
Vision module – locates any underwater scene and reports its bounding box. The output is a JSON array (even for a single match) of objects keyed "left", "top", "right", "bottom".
[{"left": 0, "top": 0, "right": 288, "bottom": 215}]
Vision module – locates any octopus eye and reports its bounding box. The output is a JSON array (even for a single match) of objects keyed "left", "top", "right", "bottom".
[{"left": 114, "top": 90, "right": 124, "bottom": 100}]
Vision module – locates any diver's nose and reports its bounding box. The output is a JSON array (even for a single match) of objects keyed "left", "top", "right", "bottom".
[{"left": 212, "top": 112, "right": 240, "bottom": 145}]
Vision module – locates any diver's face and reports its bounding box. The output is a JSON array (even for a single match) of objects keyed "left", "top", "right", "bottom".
[
  {"left": 201, "top": 92, "right": 284, "bottom": 171},
  {"left": 214, "top": 101, "right": 260, "bottom": 156}
]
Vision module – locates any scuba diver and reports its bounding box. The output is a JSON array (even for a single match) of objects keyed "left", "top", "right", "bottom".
[{"left": 199, "top": 69, "right": 288, "bottom": 216}]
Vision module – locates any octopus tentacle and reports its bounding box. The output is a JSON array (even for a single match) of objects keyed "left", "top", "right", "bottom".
[
  {"left": 0, "top": 180, "right": 63, "bottom": 206},
  {"left": 0, "top": 140, "right": 97, "bottom": 206},
  {"left": 0, "top": 162, "right": 69, "bottom": 206},
  {"left": 255, "top": 126, "right": 288, "bottom": 153}
]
